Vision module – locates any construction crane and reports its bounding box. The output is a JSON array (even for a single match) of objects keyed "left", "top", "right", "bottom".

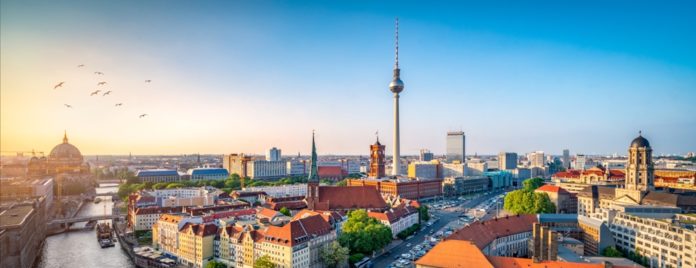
[{"left": 0, "top": 150, "right": 45, "bottom": 157}]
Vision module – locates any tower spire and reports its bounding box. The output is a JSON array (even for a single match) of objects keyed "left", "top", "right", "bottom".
[
  {"left": 63, "top": 130, "right": 68, "bottom": 144},
  {"left": 308, "top": 130, "right": 319, "bottom": 182},
  {"left": 395, "top": 17, "right": 399, "bottom": 69}
]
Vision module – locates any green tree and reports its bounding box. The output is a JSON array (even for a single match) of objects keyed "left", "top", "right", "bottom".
[
  {"left": 338, "top": 210, "right": 392, "bottom": 255},
  {"left": 601, "top": 246, "right": 624, "bottom": 257},
  {"left": 335, "top": 179, "right": 348, "bottom": 186},
  {"left": 152, "top": 182, "right": 169, "bottom": 190},
  {"left": 418, "top": 206, "right": 430, "bottom": 222},
  {"left": 165, "top": 183, "right": 185, "bottom": 189},
  {"left": 348, "top": 253, "right": 365, "bottom": 264},
  {"left": 522, "top": 177, "right": 545, "bottom": 191},
  {"left": 279, "top": 207, "right": 291, "bottom": 217},
  {"left": 504, "top": 186, "right": 556, "bottom": 214},
  {"left": 254, "top": 255, "right": 276, "bottom": 268},
  {"left": 320, "top": 241, "right": 350, "bottom": 268}
]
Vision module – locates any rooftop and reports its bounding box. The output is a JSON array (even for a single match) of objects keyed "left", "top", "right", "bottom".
[{"left": 0, "top": 203, "right": 35, "bottom": 228}]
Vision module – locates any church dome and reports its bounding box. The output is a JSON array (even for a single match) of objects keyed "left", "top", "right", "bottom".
[
  {"left": 48, "top": 132, "right": 83, "bottom": 162},
  {"left": 630, "top": 133, "right": 650, "bottom": 148}
]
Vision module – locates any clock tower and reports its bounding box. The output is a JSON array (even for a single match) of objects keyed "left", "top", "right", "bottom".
[{"left": 369, "top": 135, "right": 386, "bottom": 178}]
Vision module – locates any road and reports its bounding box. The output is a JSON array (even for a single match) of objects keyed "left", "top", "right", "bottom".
[{"left": 371, "top": 190, "right": 507, "bottom": 268}]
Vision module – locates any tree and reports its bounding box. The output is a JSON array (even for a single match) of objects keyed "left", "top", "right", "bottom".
[
  {"left": 522, "top": 177, "right": 545, "bottom": 191},
  {"left": 418, "top": 206, "right": 430, "bottom": 222},
  {"left": 279, "top": 207, "right": 291, "bottom": 217},
  {"left": 320, "top": 241, "right": 349, "bottom": 268},
  {"left": 205, "top": 260, "right": 226, "bottom": 268},
  {"left": 335, "top": 179, "right": 348, "bottom": 186},
  {"left": 348, "top": 253, "right": 365, "bottom": 264},
  {"left": 165, "top": 183, "right": 185, "bottom": 189},
  {"left": 601, "top": 246, "right": 624, "bottom": 257},
  {"left": 338, "top": 210, "right": 392, "bottom": 255},
  {"left": 254, "top": 255, "right": 276, "bottom": 268},
  {"left": 504, "top": 187, "right": 555, "bottom": 214}
]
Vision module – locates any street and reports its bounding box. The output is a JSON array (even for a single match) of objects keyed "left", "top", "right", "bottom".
[{"left": 371, "top": 189, "right": 508, "bottom": 268}]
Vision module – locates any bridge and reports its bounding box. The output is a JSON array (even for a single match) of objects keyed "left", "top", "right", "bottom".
[{"left": 49, "top": 214, "right": 121, "bottom": 225}]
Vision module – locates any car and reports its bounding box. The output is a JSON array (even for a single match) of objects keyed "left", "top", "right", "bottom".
[
  {"left": 393, "top": 255, "right": 400, "bottom": 260},
  {"left": 405, "top": 243, "right": 412, "bottom": 247},
  {"left": 401, "top": 253, "right": 412, "bottom": 259}
]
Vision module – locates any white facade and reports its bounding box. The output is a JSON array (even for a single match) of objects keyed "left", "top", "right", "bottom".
[
  {"left": 408, "top": 161, "right": 438, "bottom": 178},
  {"left": 441, "top": 163, "right": 465, "bottom": 178},
  {"left": 527, "top": 151, "right": 545, "bottom": 168},
  {"left": 248, "top": 160, "right": 287, "bottom": 179},
  {"left": 466, "top": 160, "right": 488, "bottom": 176},
  {"left": 286, "top": 161, "right": 306, "bottom": 176},
  {"left": 481, "top": 231, "right": 532, "bottom": 257},
  {"left": 242, "top": 184, "right": 307, "bottom": 198}
]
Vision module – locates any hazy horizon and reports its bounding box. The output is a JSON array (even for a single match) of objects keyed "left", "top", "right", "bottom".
[{"left": 2, "top": 1, "right": 695, "bottom": 156}]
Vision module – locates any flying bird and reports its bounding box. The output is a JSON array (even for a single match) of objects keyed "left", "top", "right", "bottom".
[
  {"left": 102, "top": 90, "right": 112, "bottom": 96},
  {"left": 77, "top": 64, "right": 84, "bottom": 68},
  {"left": 145, "top": 80, "right": 151, "bottom": 83},
  {"left": 139, "top": 114, "right": 148, "bottom": 118},
  {"left": 90, "top": 90, "right": 101, "bottom": 96},
  {"left": 97, "top": 81, "right": 107, "bottom": 86},
  {"left": 115, "top": 103, "right": 123, "bottom": 107},
  {"left": 64, "top": 104, "right": 72, "bottom": 108},
  {"left": 54, "top": 82, "right": 64, "bottom": 89},
  {"left": 94, "top": 71, "right": 104, "bottom": 75}
]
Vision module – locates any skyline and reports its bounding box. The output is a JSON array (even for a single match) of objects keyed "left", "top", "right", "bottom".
[{"left": 2, "top": 1, "right": 696, "bottom": 155}]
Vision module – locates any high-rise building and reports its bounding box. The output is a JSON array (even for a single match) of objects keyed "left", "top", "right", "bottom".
[
  {"left": 369, "top": 138, "right": 386, "bottom": 178},
  {"left": 389, "top": 18, "right": 405, "bottom": 176},
  {"left": 527, "top": 151, "right": 545, "bottom": 167},
  {"left": 222, "top": 153, "right": 251, "bottom": 177},
  {"left": 419, "top": 149, "right": 434, "bottom": 161},
  {"left": 625, "top": 132, "right": 654, "bottom": 191},
  {"left": 573, "top": 154, "right": 587, "bottom": 170},
  {"left": 446, "top": 131, "right": 466, "bottom": 163},
  {"left": 266, "top": 147, "right": 281, "bottom": 162},
  {"left": 562, "top": 149, "right": 570, "bottom": 169},
  {"left": 498, "top": 152, "right": 518, "bottom": 170}
]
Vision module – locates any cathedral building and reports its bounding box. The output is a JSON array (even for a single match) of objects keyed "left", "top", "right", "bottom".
[{"left": 27, "top": 132, "right": 93, "bottom": 196}]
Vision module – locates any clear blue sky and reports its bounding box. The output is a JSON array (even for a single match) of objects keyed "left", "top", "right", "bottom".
[{"left": 2, "top": 0, "right": 695, "bottom": 155}]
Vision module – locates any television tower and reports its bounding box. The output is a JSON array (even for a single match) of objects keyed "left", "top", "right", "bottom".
[{"left": 389, "top": 18, "right": 404, "bottom": 176}]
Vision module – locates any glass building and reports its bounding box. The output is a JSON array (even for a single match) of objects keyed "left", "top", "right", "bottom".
[{"left": 446, "top": 131, "right": 465, "bottom": 163}]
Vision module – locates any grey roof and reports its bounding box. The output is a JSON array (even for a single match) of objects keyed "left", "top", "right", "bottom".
[{"left": 631, "top": 135, "right": 650, "bottom": 148}]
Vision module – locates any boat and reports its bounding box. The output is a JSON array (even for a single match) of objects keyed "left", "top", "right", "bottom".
[
  {"left": 94, "top": 197, "right": 102, "bottom": 204},
  {"left": 96, "top": 222, "right": 115, "bottom": 248}
]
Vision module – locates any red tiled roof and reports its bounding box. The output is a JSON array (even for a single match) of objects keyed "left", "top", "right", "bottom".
[
  {"left": 311, "top": 186, "right": 387, "bottom": 210},
  {"left": 180, "top": 223, "right": 218, "bottom": 237},
  {"left": 257, "top": 208, "right": 281, "bottom": 218},
  {"left": 201, "top": 208, "right": 256, "bottom": 222},
  {"left": 264, "top": 214, "right": 333, "bottom": 246},
  {"left": 415, "top": 240, "right": 493, "bottom": 268},
  {"left": 135, "top": 206, "right": 181, "bottom": 215},
  {"left": 535, "top": 184, "right": 570, "bottom": 194},
  {"left": 368, "top": 204, "right": 418, "bottom": 224},
  {"left": 552, "top": 170, "right": 581, "bottom": 178},
  {"left": 447, "top": 214, "right": 537, "bottom": 249},
  {"left": 318, "top": 166, "right": 345, "bottom": 178},
  {"left": 268, "top": 200, "right": 308, "bottom": 210}
]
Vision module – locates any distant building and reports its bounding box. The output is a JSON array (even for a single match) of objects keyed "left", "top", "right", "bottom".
[
  {"left": 534, "top": 185, "right": 577, "bottom": 214},
  {"left": 407, "top": 161, "right": 439, "bottom": 179},
  {"left": 573, "top": 154, "right": 587, "bottom": 170},
  {"left": 348, "top": 177, "right": 443, "bottom": 200},
  {"left": 286, "top": 160, "right": 307, "bottom": 177},
  {"left": 266, "top": 147, "right": 281, "bottom": 162},
  {"left": 242, "top": 184, "right": 307, "bottom": 198},
  {"left": 419, "top": 149, "right": 434, "bottom": 161},
  {"left": 443, "top": 176, "right": 489, "bottom": 196},
  {"left": 562, "top": 149, "right": 570, "bottom": 169},
  {"left": 367, "top": 205, "right": 419, "bottom": 238},
  {"left": 446, "top": 131, "right": 465, "bottom": 163},
  {"left": 527, "top": 151, "right": 545, "bottom": 168},
  {"left": 186, "top": 168, "right": 229, "bottom": 180},
  {"left": 484, "top": 171, "right": 513, "bottom": 190},
  {"left": 369, "top": 138, "right": 386, "bottom": 178},
  {"left": 136, "top": 169, "right": 180, "bottom": 183},
  {"left": 317, "top": 166, "right": 345, "bottom": 181},
  {"left": 466, "top": 159, "right": 488, "bottom": 176},
  {"left": 0, "top": 178, "right": 54, "bottom": 206},
  {"left": 248, "top": 160, "right": 286, "bottom": 180},
  {"left": 222, "top": 153, "right": 251, "bottom": 178},
  {"left": 441, "top": 163, "right": 466, "bottom": 178},
  {"left": 498, "top": 152, "right": 518, "bottom": 170}
]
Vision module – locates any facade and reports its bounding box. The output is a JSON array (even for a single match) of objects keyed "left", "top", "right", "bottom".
[
  {"left": 0, "top": 197, "right": 47, "bottom": 268},
  {"left": 369, "top": 139, "right": 386, "bottom": 178},
  {"left": 447, "top": 214, "right": 538, "bottom": 257},
  {"left": 187, "top": 168, "right": 229, "bottom": 181},
  {"left": 563, "top": 149, "right": 570, "bottom": 169},
  {"left": 443, "top": 176, "right": 489, "bottom": 196},
  {"left": 243, "top": 184, "right": 307, "bottom": 198},
  {"left": 136, "top": 169, "right": 180, "bottom": 183},
  {"left": 248, "top": 160, "right": 287, "bottom": 180},
  {"left": 0, "top": 178, "right": 54, "bottom": 205},
  {"left": 347, "top": 177, "right": 443, "bottom": 200},
  {"left": 574, "top": 154, "right": 588, "bottom": 170},
  {"left": 484, "top": 171, "right": 513, "bottom": 190},
  {"left": 152, "top": 214, "right": 203, "bottom": 256},
  {"left": 286, "top": 161, "right": 307, "bottom": 177},
  {"left": 367, "top": 205, "right": 419, "bottom": 237},
  {"left": 551, "top": 167, "right": 625, "bottom": 193},
  {"left": 407, "top": 161, "right": 439, "bottom": 179},
  {"left": 266, "top": 147, "right": 281, "bottom": 162},
  {"left": 177, "top": 223, "right": 218, "bottom": 268},
  {"left": 441, "top": 163, "right": 465, "bottom": 178},
  {"left": 222, "top": 153, "right": 252, "bottom": 178},
  {"left": 498, "top": 152, "right": 518, "bottom": 170},
  {"left": 466, "top": 159, "right": 488, "bottom": 176},
  {"left": 317, "top": 166, "right": 345, "bottom": 181},
  {"left": 446, "top": 131, "right": 466, "bottom": 163},
  {"left": 534, "top": 185, "right": 577, "bottom": 214},
  {"left": 527, "top": 151, "right": 545, "bottom": 168},
  {"left": 129, "top": 206, "right": 182, "bottom": 231}
]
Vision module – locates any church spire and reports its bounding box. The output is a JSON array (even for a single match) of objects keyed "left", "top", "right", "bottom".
[
  {"left": 308, "top": 130, "right": 319, "bottom": 182},
  {"left": 389, "top": 17, "right": 404, "bottom": 94},
  {"left": 63, "top": 130, "right": 68, "bottom": 144}
]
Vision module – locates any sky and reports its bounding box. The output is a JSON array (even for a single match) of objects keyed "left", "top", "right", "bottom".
[{"left": 1, "top": 0, "right": 695, "bottom": 156}]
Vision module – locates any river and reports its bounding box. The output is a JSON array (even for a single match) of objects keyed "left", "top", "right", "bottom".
[{"left": 34, "top": 183, "right": 134, "bottom": 268}]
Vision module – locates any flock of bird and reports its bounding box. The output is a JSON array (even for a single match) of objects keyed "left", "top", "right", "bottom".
[{"left": 53, "top": 64, "right": 148, "bottom": 118}]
